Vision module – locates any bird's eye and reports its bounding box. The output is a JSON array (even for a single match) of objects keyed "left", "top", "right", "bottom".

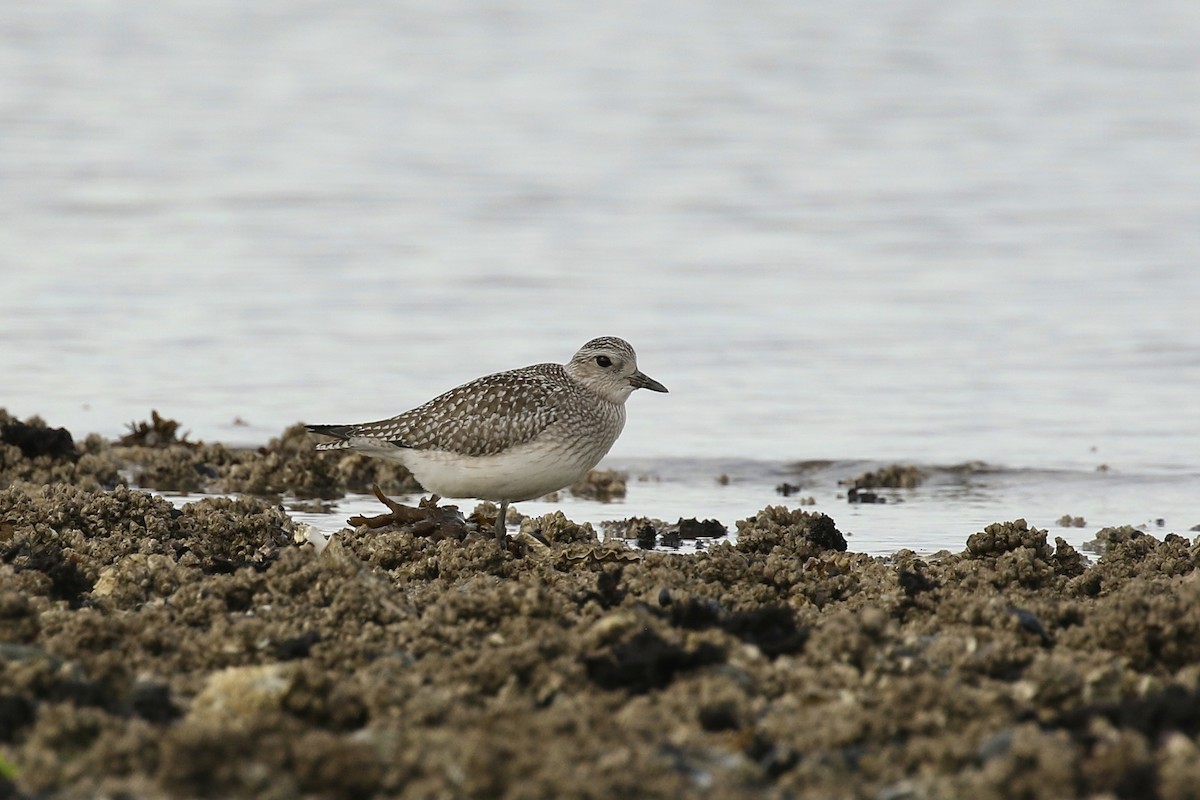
[{"left": 595, "top": 355, "right": 612, "bottom": 368}]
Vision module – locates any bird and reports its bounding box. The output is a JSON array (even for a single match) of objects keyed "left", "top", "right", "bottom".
[{"left": 306, "top": 336, "right": 668, "bottom": 543}]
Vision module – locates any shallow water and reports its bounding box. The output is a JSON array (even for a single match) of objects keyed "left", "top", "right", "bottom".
[
  {"left": 282, "top": 458, "right": 1199, "bottom": 557},
  {"left": 4, "top": 0, "right": 1198, "bottom": 552}
]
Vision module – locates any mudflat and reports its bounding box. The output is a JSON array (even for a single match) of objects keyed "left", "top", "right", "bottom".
[{"left": 2, "top": 411, "right": 1199, "bottom": 799}]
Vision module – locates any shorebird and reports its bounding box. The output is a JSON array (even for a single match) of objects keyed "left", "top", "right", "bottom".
[{"left": 306, "top": 336, "right": 667, "bottom": 542}]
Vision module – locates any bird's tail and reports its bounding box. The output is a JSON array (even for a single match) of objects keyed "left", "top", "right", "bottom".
[{"left": 305, "top": 424, "right": 357, "bottom": 451}]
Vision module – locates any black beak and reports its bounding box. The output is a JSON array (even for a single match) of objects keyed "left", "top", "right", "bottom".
[{"left": 629, "top": 370, "right": 668, "bottom": 393}]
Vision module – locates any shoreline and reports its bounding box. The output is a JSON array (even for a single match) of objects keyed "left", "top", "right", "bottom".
[{"left": 3, "top": 410, "right": 1200, "bottom": 798}]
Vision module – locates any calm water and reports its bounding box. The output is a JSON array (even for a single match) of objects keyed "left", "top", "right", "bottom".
[{"left": 3, "top": 1, "right": 1198, "bottom": 551}]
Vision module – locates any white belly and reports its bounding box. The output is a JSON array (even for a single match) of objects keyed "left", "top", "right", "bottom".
[{"left": 397, "top": 437, "right": 611, "bottom": 502}]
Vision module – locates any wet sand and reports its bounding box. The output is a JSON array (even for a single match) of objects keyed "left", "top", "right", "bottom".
[{"left": 3, "top": 411, "right": 1200, "bottom": 799}]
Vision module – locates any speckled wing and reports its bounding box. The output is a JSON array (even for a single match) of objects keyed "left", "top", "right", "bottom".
[{"left": 340, "top": 364, "right": 565, "bottom": 457}]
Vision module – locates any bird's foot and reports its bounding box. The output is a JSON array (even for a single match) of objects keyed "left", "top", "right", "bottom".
[{"left": 464, "top": 501, "right": 511, "bottom": 546}]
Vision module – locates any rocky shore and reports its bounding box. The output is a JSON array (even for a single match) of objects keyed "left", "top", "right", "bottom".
[{"left": 2, "top": 411, "right": 1199, "bottom": 799}]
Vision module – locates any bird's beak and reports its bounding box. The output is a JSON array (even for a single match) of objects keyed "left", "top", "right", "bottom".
[{"left": 629, "top": 370, "right": 668, "bottom": 393}]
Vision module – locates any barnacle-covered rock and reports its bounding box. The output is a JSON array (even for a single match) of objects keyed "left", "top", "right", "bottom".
[{"left": 735, "top": 506, "right": 847, "bottom": 556}]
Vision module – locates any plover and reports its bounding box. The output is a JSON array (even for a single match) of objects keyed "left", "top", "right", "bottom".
[{"left": 307, "top": 336, "right": 667, "bottom": 542}]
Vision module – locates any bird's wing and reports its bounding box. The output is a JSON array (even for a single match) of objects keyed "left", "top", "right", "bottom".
[{"left": 344, "top": 366, "right": 565, "bottom": 457}]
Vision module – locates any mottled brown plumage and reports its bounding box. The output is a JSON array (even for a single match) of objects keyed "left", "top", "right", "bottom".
[{"left": 327, "top": 365, "right": 574, "bottom": 456}]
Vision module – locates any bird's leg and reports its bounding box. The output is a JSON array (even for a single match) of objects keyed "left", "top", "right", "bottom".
[{"left": 496, "top": 500, "right": 509, "bottom": 544}]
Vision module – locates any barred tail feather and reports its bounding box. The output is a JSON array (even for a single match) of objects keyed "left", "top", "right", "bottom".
[
  {"left": 312, "top": 439, "right": 357, "bottom": 452},
  {"left": 307, "top": 424, "right": 411, "bottom": 460},
  {"left": 306, "top": 424, "right": 359, "bottom": 451},
  {"left": 305, "top": 424, "right": 355, "bottom": 440}
]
